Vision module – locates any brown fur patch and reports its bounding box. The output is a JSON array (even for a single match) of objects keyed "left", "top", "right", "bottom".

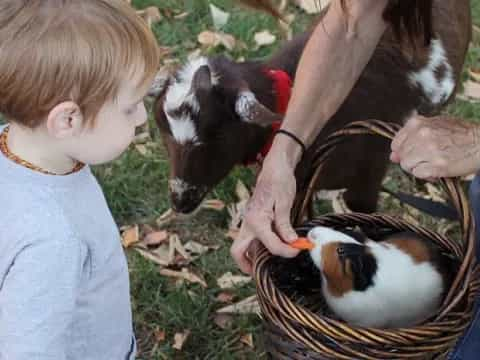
[
  {"left": 321, "top": 242, "right": 354, "bottom": 298},
  {"left": 388, "top": 235, "right": 430, "bottom": 263}
]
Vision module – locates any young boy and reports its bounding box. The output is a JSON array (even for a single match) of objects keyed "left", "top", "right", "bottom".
[{"left": 0, "top": 1, "right": 160, "bottom": 359}]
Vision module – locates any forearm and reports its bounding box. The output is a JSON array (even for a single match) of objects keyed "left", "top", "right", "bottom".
[{"left": 276, "top": 0, "right": 389, "bottom": 166}]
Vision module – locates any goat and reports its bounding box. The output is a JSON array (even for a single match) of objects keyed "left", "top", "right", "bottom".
[{"left": 153, "top": 0, "right": 471, "bottom": 214}]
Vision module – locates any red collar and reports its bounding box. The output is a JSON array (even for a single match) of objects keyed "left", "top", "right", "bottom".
[{"left": 243, "top": 69, "right": 292, "bottom": 165}]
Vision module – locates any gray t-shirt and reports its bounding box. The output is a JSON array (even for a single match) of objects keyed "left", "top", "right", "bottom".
[{"left": 0, "top": 126, "right": 136, "bottom": 359}]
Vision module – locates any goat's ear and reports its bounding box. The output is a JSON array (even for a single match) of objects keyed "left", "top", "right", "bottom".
[
  {"left": 147, "top": 68, "right": 172, "bottom": 98},
  {"left": 235, "top": 91, "right": 281, "bottom": 127},
  {"left": 192, "top": 65, "right": 213, "bottom": 94}
]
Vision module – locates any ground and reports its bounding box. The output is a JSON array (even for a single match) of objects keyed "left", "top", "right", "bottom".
[{"left": 95, "top": 1, "right": 480, "bottom": 359}]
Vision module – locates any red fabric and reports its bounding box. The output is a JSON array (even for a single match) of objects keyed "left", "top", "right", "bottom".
[
  {"left": 243, "top": 69, "right": 292, "bottom": 165},
  {"left": 268, "top": 69, "right": 292, "bottom": 114}
]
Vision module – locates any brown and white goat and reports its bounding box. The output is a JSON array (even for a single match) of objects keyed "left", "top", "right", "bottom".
[{"left": 153, "top": 1, "right": 471, "bottom": 214}]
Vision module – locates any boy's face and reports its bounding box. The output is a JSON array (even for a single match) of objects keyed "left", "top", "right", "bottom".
[{"left": 68, "top": 73, "right": 149, "bottom": 165}]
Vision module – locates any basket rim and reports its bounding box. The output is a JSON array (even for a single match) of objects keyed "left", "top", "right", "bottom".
[{"left": 253, "top": 120, "right": 480, "bottom": 359}]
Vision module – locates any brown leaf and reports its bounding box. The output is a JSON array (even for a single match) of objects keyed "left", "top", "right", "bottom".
[
  {"left": 216, "top": 292, "right": 235, "bottom": 303},
  {"left": 154, "top": 328, "right": 166, "bottom": 343},
  {"left": 121, "top": 225, "right": 140, "bottom": 248},
  {"left": 173, "top": 330, "right": 190, "bottom": 350},
  {"left": 217, "top": 295, "right": 260, "bottom": 315},
  {"left": 240, "top": 334, "right": 254, "bottom": 348},
  {"left": 469, "top": 68, "right": 480, "bottom": 83},
  {"left": 155, "top": 208, "right": 178, "bottom": 227},
  {"left": 134, "top": 246, "right": 171, "bottom": 266},
  {"left": 201, "top": 199, "right": 226, "bottom": 211},
  {"left": 460, "top": 80, "right": 480, "bottom": 101},
  {"left": 198, "top": 30, "right": 236, "bottom": 51},
  {"left": 144, "top": 230, "right": 169, "bottom": 247},
  {"left": 214, "top": 314, "right": 234, "bottom": 329},
  {"left": 137, "top": 6, "right": 163, "bottom": 28},
  {"left": 293, "top": 0, "right": 327, "bottom": 14},
  {"left": 217, "top": 272, "right": 251, "bottom": 289},
  {"left": 159, "top": 268, "right": 207, "bottom": 288},
  {"left": 173, "top": 11, "right": 189, "bottom": 20},
  {"left": 169, "top": 234, "right": 191, "bottom": 262}
]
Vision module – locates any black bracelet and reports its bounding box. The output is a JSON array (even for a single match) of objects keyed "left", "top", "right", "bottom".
[{"left": 274, "top": 129, "right": 307, "bottom": 159}]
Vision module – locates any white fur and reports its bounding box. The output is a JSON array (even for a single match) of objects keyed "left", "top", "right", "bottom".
[
  {"left": 164, "top": 57, "right": 219, "bottom": 144},
  {"left": 409, "top": 39, "right": 455, "bottom": 105},
  {"left": 308, "top": 227, "right": 444, "bottom": 328},
  {"left": 165, "top": 113, "right": 199, "bottom": 145},
  {"left": 169, "top": 178, "right": 196, "bottom": 198},
  {"left": 235, "top": 91, "right": 258, "bottom": 122}
]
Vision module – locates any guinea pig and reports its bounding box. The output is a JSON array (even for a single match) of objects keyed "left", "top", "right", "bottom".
[{"left": 290, "top": 226, "right": 456, "bottom": 328}]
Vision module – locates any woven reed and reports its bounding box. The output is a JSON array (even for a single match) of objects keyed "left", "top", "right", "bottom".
[{"left": 253, "top": 120, "right": 480, "bottom": 359}]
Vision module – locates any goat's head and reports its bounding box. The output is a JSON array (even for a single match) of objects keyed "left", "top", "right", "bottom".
[{"left": 152, "top": 56, "right": 279, "bottom": 213}]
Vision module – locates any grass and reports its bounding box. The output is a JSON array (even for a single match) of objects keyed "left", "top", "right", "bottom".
[{"left": 5, "top": 1, "right": 476, "bottom": 359}]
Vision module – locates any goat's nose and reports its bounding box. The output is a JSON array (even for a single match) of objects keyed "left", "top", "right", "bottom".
[{"left": 171, "top": 188, "right": 202, "bottom": 214}]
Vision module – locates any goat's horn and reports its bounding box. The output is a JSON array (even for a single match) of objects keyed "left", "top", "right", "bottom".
[{"left": 235, "top": 91, "right": 280, "bottom": 127}]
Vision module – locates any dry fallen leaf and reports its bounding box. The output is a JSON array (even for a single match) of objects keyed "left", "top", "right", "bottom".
[
  {"left": 135, "top": 144, "right": 148, "bottom": 156},
  {"left": 236, "top": 180, "right": 251, "bottom": 201},
  {"left": 425, "top": 183, "right": 445, "bottom": 203},
  {"left": 201, "top": 199, "right": 226, "bottom": 211},
  {"left": 173, "top": 330, "right": 191, "bottom": 350},
  {"left": 198, "top": 30, "right": 236, "bottom": 51},
  {"left": 210, "top": 4, "right": 230, "bottom": 30},
  {"left": 135, "top": 246, "right": 171, "bottom": 266},
  {"left": 159, "top": 268, "right": 207, "bottom": 288},
  {"left": 294, "top": 0, "right": 328, "bottom": 14},
  {"left": 137, "top": 6, "right": 163, "bottom": 28},
  {"left": 469, "top": 68, "right": 480, "bottom": 83},
  {"left": 216, "top": 292, "right": 235, "bottom": 303},
  {"left": 214, "top": 314, "right": 234, "bottom": 329},
  {"left": 155, "top": 208, "right": 178, "bottom": 227},
  {"left": 121, "top": 225, "right": 140, "bottom": 248},
  {"left": 254, "top": 30, "right": 276, "bottom": 48},
  {"left": 459, "top": 80, "right": 480, "bottom": 102},
  {"left": 154, "top": 328, "right": 166, "bottom": 343},
  {"left": 217, "top": 272, "right": 251, "bottom": 289},
  {"left": 217, "top": 295, "right": 260, "bottom": 315},
  {"left": 144, "top": 230, "right": 169, "bottom": 247},
  {"left": 173, "top": 11, "right": 189, "bottom": 20},
  {"left": 240, "top": 334, "right": 254, "bottom": 348}
]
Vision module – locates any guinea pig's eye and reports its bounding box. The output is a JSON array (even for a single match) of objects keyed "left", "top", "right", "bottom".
[{"left": 337, "top": 246, "right": 345, "bottom": 257}]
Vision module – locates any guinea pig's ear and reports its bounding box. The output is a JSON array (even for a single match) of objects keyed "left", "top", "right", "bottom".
[{"left": 341, "top": 244, "right": 377, "bottom": 291}]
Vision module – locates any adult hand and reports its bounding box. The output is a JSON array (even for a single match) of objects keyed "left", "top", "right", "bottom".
[
  {"left": 390, "top": 114, "right": 480, "bottom": 179},
  {"left": 230, "top": 144, "right": 300, "bottom": 274}
]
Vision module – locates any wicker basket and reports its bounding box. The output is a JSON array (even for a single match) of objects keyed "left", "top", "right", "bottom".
[{"left": 253, "top": 120, "right": 480, "bottom": 359}]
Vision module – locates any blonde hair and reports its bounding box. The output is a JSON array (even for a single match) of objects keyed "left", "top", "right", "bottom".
[{"left": 0, "top": 0, "right": 161, "bottom": 127}]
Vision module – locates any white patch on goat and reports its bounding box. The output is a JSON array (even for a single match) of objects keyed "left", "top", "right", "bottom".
[
  {"left": 169, "top": 178, "right": 196, "bottom": 198},
  {"left": 409, "top": 39, "right": 455, "bottom": 105},
  {"left": 235, "top": 91, "right": 258, "bottom": 122},
  {"left": 163, "top": 57, "right": 220, "bottom": 145},
  {"left": 165, "top": 112, "right": 200, "bottom": 145},
  {"left": 164, "top": 57, "right": 219, "bottom": 113}
]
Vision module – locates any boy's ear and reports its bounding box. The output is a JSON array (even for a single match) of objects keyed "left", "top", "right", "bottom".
[{"left": 46, "top": 101, "right": 84, "bottom": 139}]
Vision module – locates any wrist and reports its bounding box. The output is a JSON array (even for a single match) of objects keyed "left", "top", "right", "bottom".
[{"left": 269, "top": 131, "right": 304, "bottom": 168}]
